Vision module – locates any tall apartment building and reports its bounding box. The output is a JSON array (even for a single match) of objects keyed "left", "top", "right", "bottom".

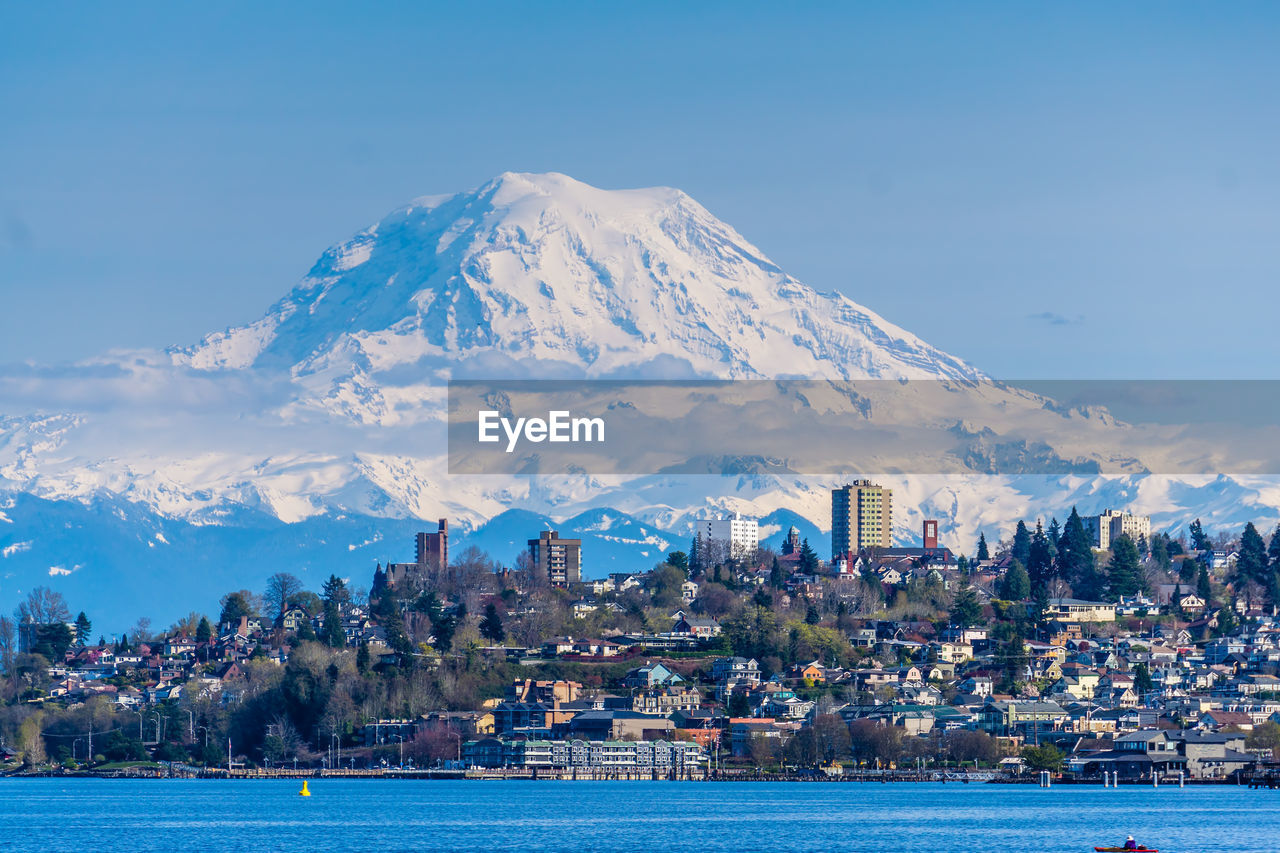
[
  {"left": 1082, "top": 510, "right": 1151, "bottom": 550},
  {"left": 831, "top": 480, "right": 893, "bottom": 557},
  {"left": 694, "top": 512, "right": 759, "bottom": 562},
  {"left": 385, "top": 519, "right": 449, "bottom": 589},
  {"left": 529, "top": 530, "right": 582, "bottom": 586}
]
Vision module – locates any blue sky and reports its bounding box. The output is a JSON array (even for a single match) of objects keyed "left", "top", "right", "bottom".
[{"left": 2, "top": 2, "right": 1277, "bottom": 377}]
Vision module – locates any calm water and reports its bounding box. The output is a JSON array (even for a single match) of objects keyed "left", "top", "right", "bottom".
[{"left": 0, "top": 779, "right": 1276, "bottom": 852}]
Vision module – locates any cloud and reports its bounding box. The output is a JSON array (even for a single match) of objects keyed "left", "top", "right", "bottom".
[
  {"left": 2, "top": 541, "right": 32, "bottom": 558},
  {"left": 1027, "top": 311, "right": 1084, "bottom": 326}
]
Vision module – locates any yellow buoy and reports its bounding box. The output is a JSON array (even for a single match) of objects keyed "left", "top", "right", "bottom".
[{"left": 299, "top": 780, "right": 311, "bottom": 797}]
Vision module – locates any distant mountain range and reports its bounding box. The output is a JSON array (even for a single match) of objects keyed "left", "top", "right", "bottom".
[{"left": 1, "top": 172, "right": 1275, "bottom": 629}]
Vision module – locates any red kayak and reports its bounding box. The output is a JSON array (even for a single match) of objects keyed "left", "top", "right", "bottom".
[{"left": 1094, "top": 848, "right": 1157, "bottom": 852}]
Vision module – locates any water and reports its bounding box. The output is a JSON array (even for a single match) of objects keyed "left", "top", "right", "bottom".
[{"left": 0, "top": 779, "right": 1275, "bottom": 852}]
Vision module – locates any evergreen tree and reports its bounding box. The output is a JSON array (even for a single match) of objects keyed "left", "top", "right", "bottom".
[
  {"left": 1149, "top": 533, "right": 1171, "bottom": 570},
  {"left": 1189, "top": 518, "right": 1211, "bottom": 552},
  {"left": 322, "top": 575, "right": 350, "bottom": 608},
  {"left": 1178, "top": 556, "right": 1197, "bottom": 584},
  {"left": 1214, "top": 606, "right": 1238, "bottom": 638},
  {"left": 1133, "top": 662, "right": 1154, "bottom": 697},
  {"left": 1027, "top": 522, "right": 1054, "bottom": 590},
  {"left": 976, "top": 532, "right": 990, "bottom": 562},
  {"left": 356, "top": 641, "right": 371, "bottom": 673},
  {"left": 1046, "top": 518, "right": 1061, "bottom": 564},
  {"left": 431, "top": 608, "right": 457, "bottom": 651},
  {"left": 1171, "top": 583, "right": 1185, "bottom": 619},
  {"left": 1107, "top": 534, "right": 1143, "bottom": 600},
  {"left": 1011, "top": 521, "right": 1032, "bottom": 569},
  {"left": 1237, "top": 522, "right": 1269, "bottom": 588},
  {"left": 797, "top": 539, "right": 819, "bottom": 574},
  {"left": 950, "top": 584, "right": 984, "bottom": 628},
  {"left": 1197, "top": 562, "right": 1213, "bottom": 602},
  {"left": 1269, "top": 524, "right": 1280, "bottom": 570},
  {"left": 195, "top": 617, "right": 213, "bottom": 643},
  {"left": 479, "top": 603, "right": 505, "bottom": 643},
  {"left": 322, "top": 601, "right": 345, "bottom": 647},
  {"left": 296, "top": 619, "right": 316, "bottom": 642},
  {"left": 804, "top": 603, "right": 821, "bottom": 625},
  {"left": 956, "top": 554, "right": 969, "bottom": 574},
  {"left": 769, "top": 557, "right": 786, "bottom": 590},
  {"left": 370, "top": 564, "right": 387, "bottom": 598},
  {"left": 73, "top": 612, "right": 91, "bottom": 648},
  {"left": 999, "top": 560, "right": 1031, "bottom": 601},
  {"left": 1057, "top": 508, "right": 1100, "bottom": 598}
]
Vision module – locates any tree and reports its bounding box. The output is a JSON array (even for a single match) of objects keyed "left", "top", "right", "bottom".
[
  {"left": 1189, "top": 518, "right": 1211, "bottom": 552},
  {"left": 1269, "top": 524, "right": 1280, "bottom": 570},
  {"left": 322, "top": 601, "right": 345, "bottom": 647},
  {"left": 949, "top": 584, "right": 984, "bottom": 628},
  {"left": 264, "top": 572, "right": 304, "bottom": 618},
  {"left": 356, "top": 641, "right": 371, "bottom": 674},
  {"left": 1178, "top": 557, "right": 1198, "bottom": 584},
  {"left": 727, "top": 691, "right": 751, "bottom": 717},
  {"left": 1027, "top": 522, "right": 1054, "bottom": 589},
  {"left": 804, "top": 603, "right": 821, "bottom": 625},
  {"left": 976, "top": 532, "right": 990, "bottom": 562},
  {"left": 769, "top": 557, "right": 786, "bottom": 590},
  {"left": 1197, "top": 562, "right": 1213, "bottom": 602},
  {"left": 1236, "top": 522, "right": 1269, "bottom": 605},
  {"left": 649, "top": 564, "right": 687, "bottom": 610},
  {"left": 16, "top": 586, "right": 71, "bottom": 625},
  {"left": 218, "top": 590, "right": 258, "bottom": 625},
  {"left": 1106, "top": 534, "right": 1143, "bottom": 600},
  {"left": 73, "top": 612, "right": 91, "bottom": 648},
  {"left": 797, "top": 539, "right": 819, "bottom": 574},
  {"left": 1021, "top": 744, "right": 1064, "bottom": 772},
  {"left": 0, "top": 615, "right": 16, "bottom": 678},
  {"left": 944, "top": 730, "right": 999, "bottom": 766},
  {"left": 1149, "top": 534, "right": 1171, "bottom": 571},
  {"left": 666, "top": 551, "right": 688, "bottom": 573},
  {"left": 195, "top": 617, "right": 213, "bottom": 643},
  {"left": 322, "top": 575, "right": 350, "bottom": 608},
  {"left": 1011, "top": 521, "right": 1032, "bottom": 569},
  {"left": 479, "top": 603, "right": 505, "bottom": 643},
  {"left": 1133, "top": 662, "right": 1154, "bottom": 697},
  {"left": 1246, "top": 720, "right": 1280, "bottom": 759},
  {"left": 1057, "top": 508, "right": 1100, "bottom": 598},
  {"left": 999, "top": 560, "right": 1031, "bottom": 601}
]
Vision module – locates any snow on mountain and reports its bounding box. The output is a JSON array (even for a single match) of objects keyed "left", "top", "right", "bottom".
[
  {"left": 174, "top": 171, "right": 980, "bottom": 386},
  {"left": 1, "top": 171, "right": 1277, "bottom": 626}
]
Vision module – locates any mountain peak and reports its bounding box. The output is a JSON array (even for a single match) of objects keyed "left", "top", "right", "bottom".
[{"left": 174, "top": 172, "right": 978, "bottom": 382}]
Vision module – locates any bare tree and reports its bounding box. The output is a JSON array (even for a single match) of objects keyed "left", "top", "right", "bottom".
[
  {"left": 264, "top": 572, "right": 304, "bottom": 618},
  {"left": 15, "top": 586, "right": 70, "bottom": 625},
  {"left": 0, "top": 615, "right": 15, "bottom": 677}
]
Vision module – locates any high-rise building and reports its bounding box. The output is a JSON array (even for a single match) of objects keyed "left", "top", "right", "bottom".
[
  {"left": 529, "top": 530, "right": 582, "bottom": 586},
  {"left": 694, "top": 512, "right": 759, "bottom": 562},
  {"left": 1082, "top": 510, "right": 1151, "bottom": 551},
  {"left": 385, "top": 519, "right": 449, "bottom": 589},
  {"left": 831, "top": 480, "right": 892, "bottom": 557}
]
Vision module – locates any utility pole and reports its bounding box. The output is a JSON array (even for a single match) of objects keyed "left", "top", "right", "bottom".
[
  {"left": 227, "top": 737, "right": 232, "bottom": 774},
  {"left": 87, "top": 720, "right": 92, "bottom": 762}
]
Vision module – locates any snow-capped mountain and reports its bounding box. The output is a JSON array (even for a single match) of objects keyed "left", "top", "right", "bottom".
[{"left": 1, "top": 172, "right": 1276, "bottom": 628}]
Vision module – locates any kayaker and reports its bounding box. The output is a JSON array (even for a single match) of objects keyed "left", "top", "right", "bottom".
[{"left": 1123, "top": 836, "right": 1138, "bottom": 850}]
